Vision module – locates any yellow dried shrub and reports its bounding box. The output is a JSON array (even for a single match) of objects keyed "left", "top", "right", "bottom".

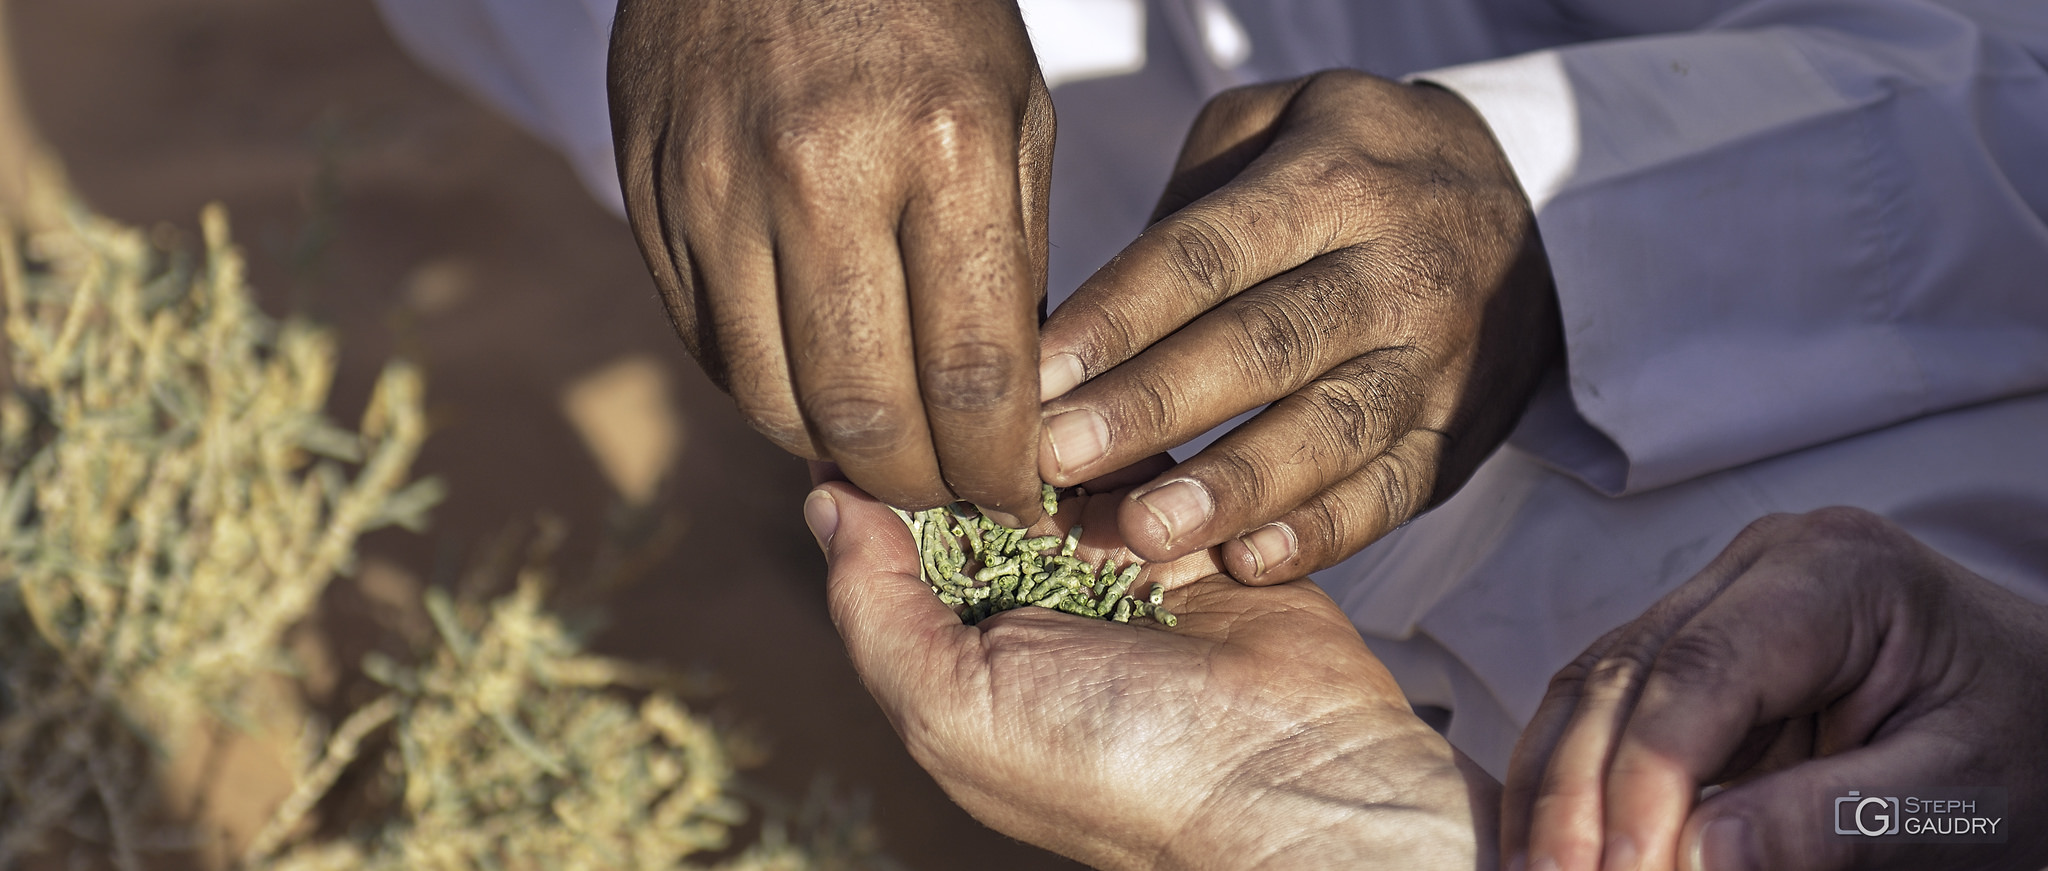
[{"left": 0, "top": 195, "right": 884, "bottom": 871}]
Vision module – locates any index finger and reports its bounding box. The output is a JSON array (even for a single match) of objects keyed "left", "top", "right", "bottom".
[
  {"left": 1037, "top": 139, "right": 1352, "bottom": 402},
  {"left": 1512, "top": 516, "right": 1791, "bottom": 869},
  {"left": 1594, "top": 531, "right": 1911, "bottom": 871}
]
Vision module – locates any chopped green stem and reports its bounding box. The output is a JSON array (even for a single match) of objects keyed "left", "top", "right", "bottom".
[{"left": 897, "top": 484, "right": 1174, "bottom": 628}]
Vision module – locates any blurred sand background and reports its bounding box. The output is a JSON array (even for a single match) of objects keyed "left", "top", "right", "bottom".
[{"left": 6, "top": 0, "right": 1076, "bottom": 866}]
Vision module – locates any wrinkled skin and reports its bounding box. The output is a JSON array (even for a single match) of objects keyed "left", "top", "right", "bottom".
[
  {"left": 807, "top": 472, "right": 1502, "bottom": 870},
  {"left": 1503, "top": 508, "right": 2048, "bottom": 871},
  {"left": 1036, "top": 70, "right": 1560, "bottom": 584},
  {"left": 611, "top": 1, "right": 1556, "bottom": 562},
  {"left": 610, "top": 0, "right": 1054, "bottom": 525}
]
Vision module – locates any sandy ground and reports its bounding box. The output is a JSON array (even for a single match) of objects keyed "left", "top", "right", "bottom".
[{"left": 9, "top": 0, "right": 1077, "bottom": 866}]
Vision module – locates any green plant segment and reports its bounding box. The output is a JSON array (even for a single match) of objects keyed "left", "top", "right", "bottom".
[{"left": 894, "top": 486, "right": 1176, "bottom": 627}]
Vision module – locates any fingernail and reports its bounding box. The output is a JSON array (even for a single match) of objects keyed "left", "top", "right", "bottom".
[
  {"left": 1504, "top": 855, "right": 1526, "bottom": 871},
  {"left": 981, "top": 507, "right": 1025, "bottom": 529},
  {"left": 1132, "top": 478, "right": 1213, "bottom": 545},
  {"left": 1692, "top": 817, "right": 1758, "bottom": 871},
  {"left": 1039, "top": 353, "right": 1084, "bottom": 401},
  {"left": 1529, "top": 857, "right": 1560, "bottom": 871},
  {"left": 1042, "top": 408, "right": 1109, "bottom": 475},
  {"left": 1238, "top": 522, "right": 1297, "bottom": 577},
  {"left": 804, "top": 488, "right": 840, "bottom": 553},
  {"left": 1600, "top": 834, "right": 1639, "bottom": 871}
]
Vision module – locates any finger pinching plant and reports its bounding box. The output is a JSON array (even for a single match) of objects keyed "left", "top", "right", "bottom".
[{"left": 894, "top": 485, "right": 1175, "bottom": 627}]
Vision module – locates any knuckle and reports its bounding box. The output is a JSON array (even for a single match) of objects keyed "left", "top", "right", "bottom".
[
  {"left": 1158, "top": 214, "right": 1244, "bottom": 294},
  {"left": 1141, "top": 373, "right": 1192, "bottom": 434},
  {"left": 1364, "top": 231, "right": 1461, "bottom": 309},
  {"left": 1649, "top": 623, "right": 1744, "bottom": 695},
  {"left": 1722, "top": 510, "right": 1807, "bottom": 562},
  {"left": 1548, "top": 624, "right": 1634, "bottom": 693},
  {"left": 1581, "top": 633, "right": 1663, "bottom": 697},
  {"left": 677, "top": 149, "right": 739, "bottom": 207},
  {"left": 1301, "top": 67, "right": 1374, "bottom": 97},
  {"left": 649, "top": 117, "right": 737, "bottom": 207},
  {"left": 801, "top": 383, "right": 916, "bottom": 460},
  {"left": 1189, "top": 450, "right": 1271, "bottom": 521},
  {"left": 1366, "top": 444, "right": 1432, "bottom": 529},
  {"left": 920, "top": 339, "right": 1018, "bottom": 413},
  {"left": 1303, "top": 362, "right": 1417, "bottom": 444},
  {"left": 1343, "top": 461, "right": 1402, "bottom": 540},
  {"left": 762, "top": 108, "right": 836, "bottom": 166},
  {"left": 1581, "top": 654, "right": 1646, "bottom": 700},
  {"left": 1793, "top": 505, "right": 1893, "bottom": 546},
  {"left": 1190, "top": 80, "right": 1285, "bottom": 134},
  {"left": 1735, "top": 511, "right": 1804, "bottom": 542},
  {"left": 1225, "top": 300, "right": 1310, "bottom": 383},
  {"left": 1199, "top": 82, "right": 1267, "bottom": 119},
  {"left": 1734, "top": 507, "right": 1908, "bottom": 567},
  {"left": 1111, "top": 366, "right": 1189, "bottom": 436},
  {"left": 1226, "top": 293, "right": 1324, "bottom": 385},
  {"left": 1294, "top": 496, "right": 1346, "bottom": 562},
  {"left": 899, "top": 94, "right": 1000, "bottom": 169},
  {"left": 759, "top": 105, "right": 868, "bottom": 191},
  {"left": 1304, "top": 148, "right": 1383, "bottom": 211},
  {"left": 737, "top": 403, "right": 816, "bottom": 458},
  {"left": 1547, "top": 647, "right": 1607, "bottom": 699},
  {"left": 1277, "top": 150, "right": 1389, "bottom": 239},
  {"left": 1063, "top": 294, "right": 1144, "bottom": 363}
]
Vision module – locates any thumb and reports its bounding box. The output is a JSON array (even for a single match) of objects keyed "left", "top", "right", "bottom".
[
  {"left": 810, "top": 482, "right": 973, "bottom": 701},
  {"left": 1683, "top": 734, "right": 2002, "bottom": 871}
]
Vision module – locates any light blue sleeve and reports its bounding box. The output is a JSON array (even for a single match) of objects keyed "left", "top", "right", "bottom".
[
  {"left": 1426, "top": 0, "right": 2048, "bottom": 495},
  {"left": 370, "top": 0, "right": 624, "bottom": 215}
]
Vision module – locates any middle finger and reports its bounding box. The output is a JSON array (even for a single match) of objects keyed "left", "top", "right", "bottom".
[
  {"left": 900, "top": 120, "right": 1044, "bottom": 526},
  {"left": 1038, "top": 249, "right": 1418, "bottom": 542},
  {"left": 1120, "top": 347, "right": 1427, "bottom": 565},
  {"left": 778, "top": 194, "right": 949, "bottom": 509}
]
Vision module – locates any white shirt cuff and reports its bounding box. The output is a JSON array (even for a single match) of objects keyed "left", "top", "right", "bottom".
[{"left": 1408, "top": 50, "right": 1580, "bottom": 215}]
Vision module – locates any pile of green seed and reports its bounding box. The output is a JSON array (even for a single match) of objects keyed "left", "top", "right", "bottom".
[{"left": 893, "top": 485, "right": 1177, "bottom": 627}]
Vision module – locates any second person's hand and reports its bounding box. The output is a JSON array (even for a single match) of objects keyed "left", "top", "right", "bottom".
[
  {"left": 610, "top": 0, "right": 1054, "bottom": 525},
  {"left": 1037, "top": 71, "right": 1559, "bottom": 581},
  {"left": 1502, "top": 509, "right": 2048, "bottom": 871}
]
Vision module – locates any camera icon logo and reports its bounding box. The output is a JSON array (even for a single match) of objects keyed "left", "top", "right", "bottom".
[{"left": 1835, "top": 791, "right": 1901, "bottom": 837}]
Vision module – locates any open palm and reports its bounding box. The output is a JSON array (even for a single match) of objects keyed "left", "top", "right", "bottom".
[{"left": 812, "top": 480, "right": 1500, "bottom": 870}]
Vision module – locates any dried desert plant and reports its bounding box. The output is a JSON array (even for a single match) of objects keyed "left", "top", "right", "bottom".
[
  {"left": 0, "top": 195, "right": 437, "bottom": 867},
  {"left": 255, "top": 566, "right": 780, "bottom": 870},
  {"left": 0, "top": 193, "right": 884, "bottom": 871}
]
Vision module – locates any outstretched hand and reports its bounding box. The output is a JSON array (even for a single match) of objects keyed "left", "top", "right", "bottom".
[
  {"left": 1503, "top": 508, "right": 2048, "bottom": 871},
  {"left": 808, "top": 475, "right": 1501, "bottom": 870},
  {"left": 1037, "top": 71, "right": 1559, "bottom": 584}
]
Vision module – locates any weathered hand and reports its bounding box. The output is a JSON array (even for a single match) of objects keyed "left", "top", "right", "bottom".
[
  {"left": 806, "top": 476, "right": 1501, "bottom": 870},
  {"left": 1502, "top": 508, "right": 2048, "bottom": 871},
  {"left": 610, "top": 0, "right": 1054, "bottom": 524},
  {"left": 1036, "top": 71, "right": 1558, "bottom": 582}
]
